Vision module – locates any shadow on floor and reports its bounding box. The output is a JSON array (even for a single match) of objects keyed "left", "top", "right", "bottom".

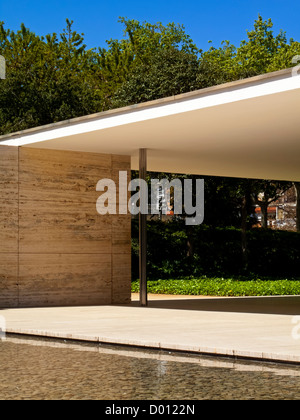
[{"left": 130, "top": 296, "right": 300, "bottom": 315}]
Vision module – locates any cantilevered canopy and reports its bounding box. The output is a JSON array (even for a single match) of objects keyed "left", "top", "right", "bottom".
[{"left": 1, "top": 68, "right": 300, "bottom": 181}]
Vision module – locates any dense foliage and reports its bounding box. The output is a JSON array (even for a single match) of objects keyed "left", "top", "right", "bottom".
[
  {"left": 132, "top": 219, "right": 300, "bottom": 280},
  {"left": 0, "top": 15, "right": 299, "bottom": 134}
]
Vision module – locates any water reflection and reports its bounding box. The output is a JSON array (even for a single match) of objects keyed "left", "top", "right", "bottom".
[{"left": 1, "top": 336, "right": 300, "bottom": 400}]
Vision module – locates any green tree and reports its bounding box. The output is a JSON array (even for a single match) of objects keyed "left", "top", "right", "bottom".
[
  {"left": 198, "top": 40, "right": 236, "bottom": 86},
  {"left": 112, "top": 47, "right": 201, "bottom": 107},
  {"left": 198, "top": 15, "right": 300, "bottom": 84},
  {"left": 233, "top": 15, "right": 288, "bottom": 78},
  {"left": 294, "top": 182, "right": 300, "bottom": 232},
  {"left": 0, "top": 20, "right": 102, "bottom": 135},
  {"left": 253, "top": 180, "right": 293, "bottom": 229},
  {"left": 100, "top": 17, "right": 200, "bottom": 108},
  {"left": 118, "top": 17, "right": 199, "bottom": 62},
  {"left": 0, "top": 22, "right": 44, "bottom": 132}
]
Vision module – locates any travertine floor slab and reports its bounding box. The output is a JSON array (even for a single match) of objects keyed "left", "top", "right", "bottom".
[{"left": 1, "top": 295, "right": 300, "bottom": 364}]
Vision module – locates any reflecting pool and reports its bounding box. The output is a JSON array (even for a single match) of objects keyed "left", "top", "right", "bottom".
[{"left": 1, "top": 336, "right": 300, "bottom": 400}]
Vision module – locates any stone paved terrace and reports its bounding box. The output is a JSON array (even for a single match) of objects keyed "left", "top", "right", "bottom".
[{"left": 1, "top": 294, "right": 300, "bottom": 364}]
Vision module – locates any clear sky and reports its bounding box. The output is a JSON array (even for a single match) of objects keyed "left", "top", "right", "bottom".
[{"left": 0, "top": 0, "right": 300, "bottom": 51}]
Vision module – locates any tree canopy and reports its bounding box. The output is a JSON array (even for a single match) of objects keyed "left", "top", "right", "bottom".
[
  {"left": 0, "top": 15, "right": 299, "bottom": 236},
  {"left": 0, "top": 15, "right": 299, "bottom": 134}
]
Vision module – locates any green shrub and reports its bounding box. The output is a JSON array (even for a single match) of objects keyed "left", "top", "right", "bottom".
[{"left": 132, "top": 278, "right": 300, "bottom": 296}]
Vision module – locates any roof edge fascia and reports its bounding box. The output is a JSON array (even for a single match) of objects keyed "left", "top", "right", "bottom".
[{"left": 0, "top": 67, "right": 296, "bottom": 145}]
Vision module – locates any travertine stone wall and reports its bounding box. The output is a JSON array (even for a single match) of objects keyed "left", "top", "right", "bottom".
[
  {"left": 0, "top": 146, "right": 19, "bottom": 308},
  {"left": 0, "top": 145, "right": 131, "bottom": 308}
]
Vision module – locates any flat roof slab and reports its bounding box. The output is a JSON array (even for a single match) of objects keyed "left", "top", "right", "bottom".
[{"left": 1, "top": 68, "right": 300, "bottom": 181}]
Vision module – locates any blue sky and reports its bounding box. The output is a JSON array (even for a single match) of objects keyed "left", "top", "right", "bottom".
[{"left": 0, "top": 0, "right": 300, "bottom": 51}]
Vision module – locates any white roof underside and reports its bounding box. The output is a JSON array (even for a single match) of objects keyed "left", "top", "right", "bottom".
[{"left": 1, "top": 68, "right": 300, "bottom": 181}]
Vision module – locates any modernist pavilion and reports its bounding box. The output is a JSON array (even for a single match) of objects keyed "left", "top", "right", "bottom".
[{"left": 0, "top": 68, "right": 299, "bottom": 308}]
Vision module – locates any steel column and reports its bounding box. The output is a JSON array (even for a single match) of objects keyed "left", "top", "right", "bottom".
[{"left": 139, "top": 148, "right": 148, "bottom": 307}]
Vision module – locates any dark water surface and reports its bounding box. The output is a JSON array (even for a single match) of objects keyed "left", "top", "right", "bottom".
[{"left": 1, "top": 336, "right": 300, "bottom": 400}]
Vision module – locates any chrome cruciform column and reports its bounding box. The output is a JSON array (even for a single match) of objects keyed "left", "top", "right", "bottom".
[{"left": 139, "top": 148, "right": 148, "bottom": 307}]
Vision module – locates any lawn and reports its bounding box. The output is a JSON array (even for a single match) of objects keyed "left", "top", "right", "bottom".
[{"left": 131, "top": 277, "right": 300, "bottom": 297}]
